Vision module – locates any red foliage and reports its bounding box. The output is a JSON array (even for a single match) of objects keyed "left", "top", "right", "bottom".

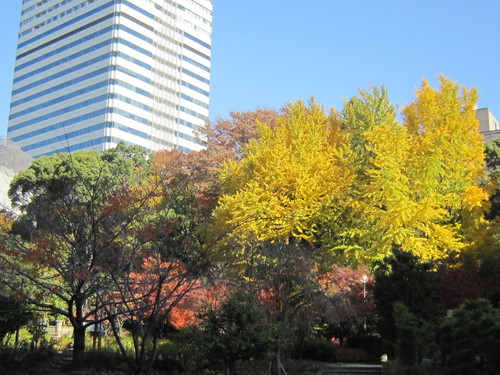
[
  {"left": 439, "top": 264, "right": 493, "bottom": 309},
  {"left": 317, "top": 265, "right": 374, "bottom": 323},
  {"left": 128, "top": 257, "right": 194, "bottom": 320},
  {"left": 169, "top": 281, "right": 231, "bottom": 328},
  {"left": 129, "top": 259, "right": 231, "bottom": 329},
  {"left": 319, "top": 265, "right": 371, "bottom": 298}
]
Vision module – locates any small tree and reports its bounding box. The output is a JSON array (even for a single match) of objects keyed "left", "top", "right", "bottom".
[
  {"left": 0, "top": 144, "right": 151, "bottom": 366},
  {"left": 194, "top": 292, "right": 272, "bottom": 375},
  {"left": 249, "top": 242, "right": 317, "bottom": 375},
  {"left": 0, "top": 294, "right": 32, "bottom": 346},
  {"left": 373, "top": 247, "right": 442, "bottom": 350},
  {"left": 439, "top": 299, "right": 500, "bottom": 375}
]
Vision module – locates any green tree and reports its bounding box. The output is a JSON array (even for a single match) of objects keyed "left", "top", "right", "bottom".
[
  {"left": 392, "top": 301, "right": 436, "bottom": 366},
  {"left": 0, "top": 294, "right": 32, "bottom": 346},
  {"left": 341, "top": 86, "right": 416, "bottom": 263},
  {"left": 439, "top": 299, "right": 500, "bottom": 374},
  {"left": 343, "top": 86, "right": 396, "bottom": 179},
  {"left": 485, "top": 138, "right": 500, "bottom": 172},
  {"left": 194, "top": 292, "right": 273, "bottom": 375},
  {"left": 484, "top": 139, "right": 500, "bottom": 220},
  {"left": 373, "top": 248, "right": 442, "bottom": 348},
  {"left": 0, "top": 144, "right": 151, "bottom": 366}
]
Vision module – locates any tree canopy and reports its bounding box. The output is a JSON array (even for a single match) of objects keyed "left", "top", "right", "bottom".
[
  {"left": 213, "top": 99, "right": 354, "bottom": 266},
  {"left": 213, "top": 77, "right": 489, "bottom": 266}
]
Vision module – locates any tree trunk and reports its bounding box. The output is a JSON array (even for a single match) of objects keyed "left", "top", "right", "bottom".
[
  {"left": 225, "top": 361, "right": 236, "bottom": 375},
  {"left": 72, "top": 297, "right": 87, "bottom": 368},
  {"left": 73, "top": 325, "right": 86, "bottom": 368},
  {"left": 271, "top": 346, "right": 284, "bottom": 375},
  {"left": 15, "top": 328, "right": 20, "bottom": 348}
]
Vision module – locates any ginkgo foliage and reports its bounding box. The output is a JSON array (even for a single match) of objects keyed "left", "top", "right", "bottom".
[
  {"left": 213, "top": 99, "right": 354, "bottom": 263},
  {"left": 214, "top": 77, "right": 489, "bottom": 266},
  {"left": 401, "top": 76, "right": 488, "bottom": 258},
  {"left": 340, "top": 77, "right": 488, "bottom": 263}
]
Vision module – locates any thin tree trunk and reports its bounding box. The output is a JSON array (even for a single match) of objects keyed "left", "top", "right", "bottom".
[{"left": 15, "top": 328, "right": 20, "bottom": 348}]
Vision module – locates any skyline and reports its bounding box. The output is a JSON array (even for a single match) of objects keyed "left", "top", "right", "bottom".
[{"left": 2, "top": 0, "right": 500, "bottom": 138}]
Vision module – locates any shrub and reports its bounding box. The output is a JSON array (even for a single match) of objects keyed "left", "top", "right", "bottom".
[
  {"left": 0, "top": 347, "right": 56, "bottom": 372},
  {"left": 438, "top": 299, "right": 500, "bottom": 375},
  {"left": 294, "top": 337, "right": 337, "bottom": 362},
  {"left": 184, "top": 293, "right": 273, "bottom": 375},
  {"left": 84, "top": 348, "right": 124, "bottom": 373}
]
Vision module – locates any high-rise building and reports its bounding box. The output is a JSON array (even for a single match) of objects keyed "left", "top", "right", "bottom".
[{"left": 7, "top": 0, "right": 212, "bottom": 158}]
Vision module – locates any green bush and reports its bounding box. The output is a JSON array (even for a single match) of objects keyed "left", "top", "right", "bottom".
[
  {"left": 438, "top": 299, "right": 500, "bottom": 375},
  {"left": 0, "top": 347, "right": 56, "bottom": 372},
  {"left": 84, "top": 348, "right": 124, "bottom": 373},
  {"left": 179, "top": 293, "right": 274, "bottom": 375},
  {"left": 294, "top": 336, "right": 337, "bottom": 361},
  {"left": 152, "top": 339, "right": 184, "bottom": 373}
]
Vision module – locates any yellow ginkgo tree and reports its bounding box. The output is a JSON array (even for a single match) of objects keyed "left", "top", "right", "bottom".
[
  {"left": 402, "top": 76, "right": 489, "bottom": 258},
  {"left": 214, "top": 77, "right": 489, "bottom": 268},
  {"left": 349, "top": 77, "right": 488, "bottom": 263},
  {"left": 213, "top": 99, "right": 355, "bottom": 264}
]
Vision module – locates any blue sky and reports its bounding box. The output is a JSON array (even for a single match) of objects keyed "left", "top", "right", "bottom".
[{"left": 1, "top": 0, "right": 499, "bottom": 136}]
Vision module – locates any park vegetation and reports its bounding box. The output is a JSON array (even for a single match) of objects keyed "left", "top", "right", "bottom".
[{"left": 0, "top": 76, "right": 499, "bottom": 375}]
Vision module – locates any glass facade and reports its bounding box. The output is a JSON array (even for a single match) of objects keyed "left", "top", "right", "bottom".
[{"left": 8, "top": 0, "right": 212, "bottom": 157}]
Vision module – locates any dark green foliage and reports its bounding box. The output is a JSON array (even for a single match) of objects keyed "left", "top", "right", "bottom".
[
  {"left": 439, "top": 299, "right": 500, "bottom": 375},
  {"left": 9, "top": 143, "right": 150, "bottom": 225},
  {"left": 84, "top": 348, "right": 125, "bottom": 373},
  {"left": 0, "top": 346, "right": 56, "bottom": 372},
  {"left": 190, "top": 292, "right": 273, "bottom": 375},
  {"left": 0, "top": 295, "right": 32, "bottom": 345},
  {"left": 485, "top": 139, "right": 500, "bottom": 220},
  {"left": 373, "top": 247, "right": 442, "bottom": 346},
  {"left": 293, "top": 336, "right": 337, "bottom": 362},
  {"left": 393, "top": 302, "right": 427, "bottom": 366},
  {"left": 478, "top": 255, "right": 500, "bottom": 306},
  {"left": 485, "top": 139, "right": 500, "bottom": 171}
]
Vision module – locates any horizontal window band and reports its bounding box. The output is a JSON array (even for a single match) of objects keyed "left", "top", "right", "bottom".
[
  {"left": 18, "top": 12, "right": 114, "bottom": 58},
  {"left": 182, "top": 55, "right": 210, "bottom": 73},
  {"left": 181, "top": 80, "right": 209, "bottom": 96},
  {"left": 15, "top": 26, "right": 114, "bottom": 72},
  {"left": 17, "top": 13, "right": 154, "bottom": 62},
  {"left": 9, "top": 94, "right": 109, "bottom": 132},
  {"left": 18, "top": 1, "right": 115, "bottom": 50},
  {"left": 13, "top": 56, "right": 112, "bottom": 96},
  {"left": 184, "top": 32, "right": 211, "bottom": 50},
  {"left": 22, "top": 121, "right": 149, "bottom": 152},
  {"left": 11, "top": 108, "right": 109, "bottom": 141},
  {"left": 183, "top": 44, "right": 210, "bottom": 61},
  {"left": 34, "top": 136, "right": 114, "bottom": 158},
  {"left": 10, "top": 80, "right": 110, "bottom": 119},
  {"left": 182, "top": 68, "right": 209, "bottom": 84}
]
